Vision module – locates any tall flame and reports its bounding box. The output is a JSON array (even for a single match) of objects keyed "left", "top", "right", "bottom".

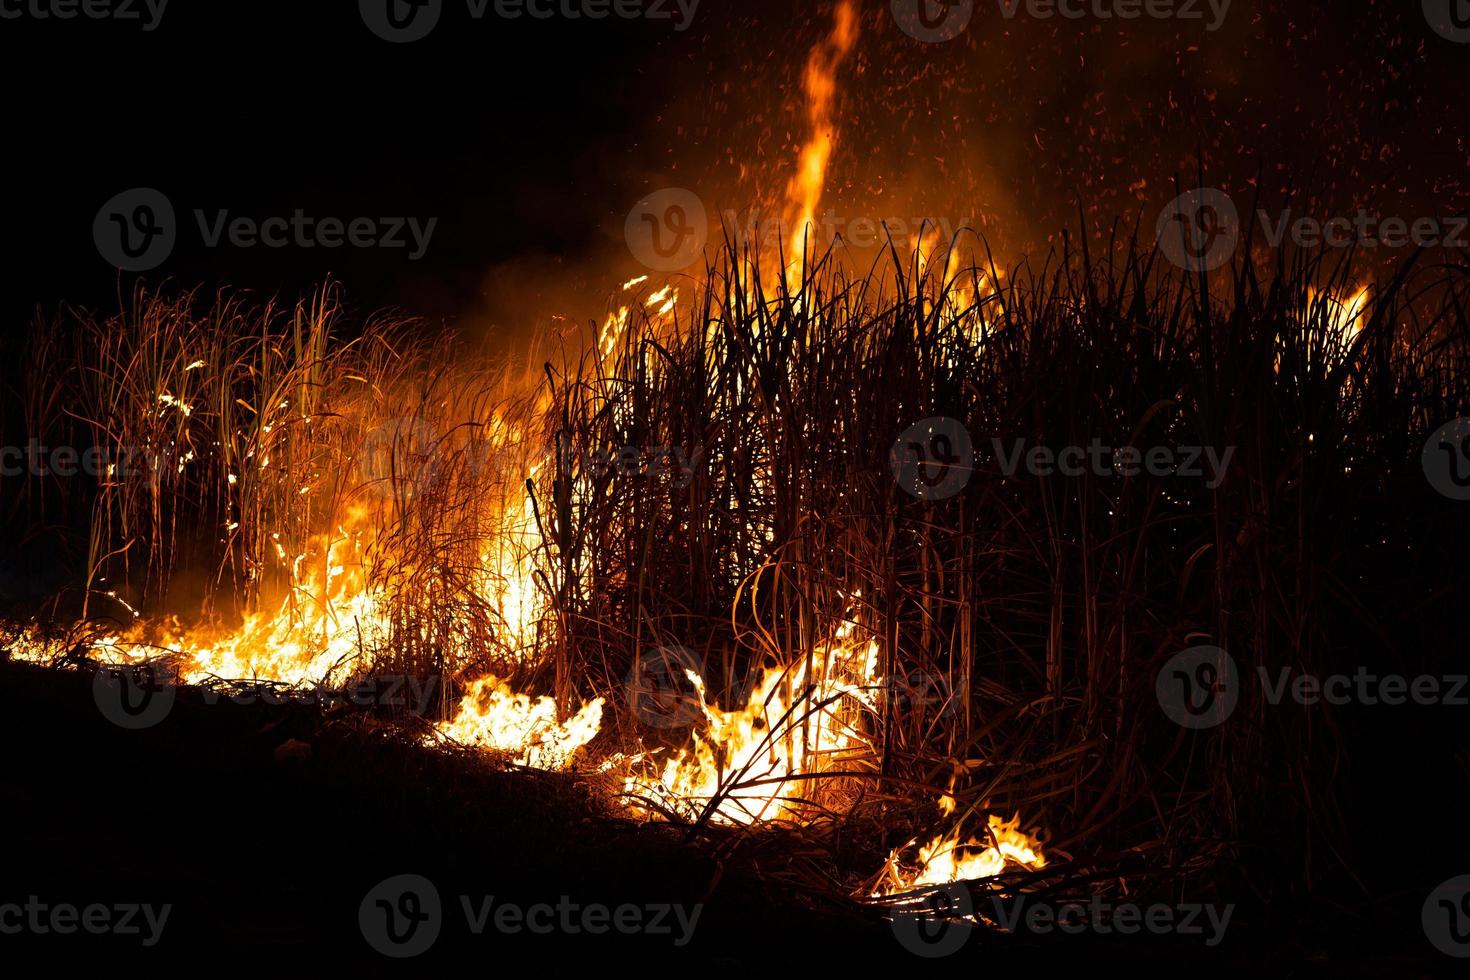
[{"left": 784, "top": 0, "right": 859, "bottom": 282}]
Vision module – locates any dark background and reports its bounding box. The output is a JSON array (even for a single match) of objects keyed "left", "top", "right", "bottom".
[
  {"left": 0, "top": 3, "right": 1468, "bottom": 970},
  {"left": 2, "top": 0, "right": 1467, "bottom": 342}
]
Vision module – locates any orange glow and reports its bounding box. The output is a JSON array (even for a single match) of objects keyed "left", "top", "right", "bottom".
[{"left": 783, "top": 0, "right": 859, "bottom": 284}]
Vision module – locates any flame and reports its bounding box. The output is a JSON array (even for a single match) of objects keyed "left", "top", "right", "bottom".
[
  {"left": 624, "top": 612, "right": 882, "bottom": 824},
  {"left": 6, "top": 6, "right": 1053, "bottom": 905},
  {"left": 1320, "top": 284, "right": 1371, "bottom": 346},
  {"left": 1275, "top": 284, "right": 1372, "bottom": 374},
  {"left": 783, "top": 0, "right": 859, "bottom": 283},
  {"left": 436, "top": 675, "right": 604, "bottom": 771},
  {"left": 872, "top": 811, "right": 1047, "bottom": 896}
]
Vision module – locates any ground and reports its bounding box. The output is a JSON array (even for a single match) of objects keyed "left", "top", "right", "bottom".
[{"left": 0, "top": 658, "right": 1443, "bottom": 974}]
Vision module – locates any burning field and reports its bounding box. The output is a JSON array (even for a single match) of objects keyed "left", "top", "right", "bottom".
[{"left": 2, "top": 0, "right": 1469, "bottom": 971}]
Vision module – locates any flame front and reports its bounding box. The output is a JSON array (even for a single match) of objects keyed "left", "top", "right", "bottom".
[
  {"left": 436, "top": 675, "right": 604, "bottom": 771},
  {"left": 624, "top": 614, "right": 881, "bottom": 825},
  {"left": 783, "top": 0, "right": 858, "bottom": 281},
  {"left": 872, "top": 812, "right": 1047, "bottom": 897}
]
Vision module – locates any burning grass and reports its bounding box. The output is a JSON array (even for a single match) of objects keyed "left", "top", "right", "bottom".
[{"left": 4, "top": 227, "right": 1469, "bottom": 911}]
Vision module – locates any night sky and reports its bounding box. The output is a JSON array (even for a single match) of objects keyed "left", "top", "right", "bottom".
[{"left": 3, "top": 0, "right": 1466, "bottom": 342}]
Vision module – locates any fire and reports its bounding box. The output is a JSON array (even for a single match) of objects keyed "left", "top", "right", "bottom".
[
  {"left": 872, "top": 811, "right": 1048, "bottom": 897},
  {"left": 435, "top": 675, "right": 604, "bottom": 771},
  {"left": 783, "top": 0, "right": 859, "bottom": 281},
  {"left": 7, "top": 3, "right": 1054, "bottom": 908},
  {"left": 1319, "top": 284, "right": 1371, "bottom": 348},
  {"left": 1274, "top": 284, "right": 1372, "bottom": 374},
  {"left": 624, "top": 613, "right": 882, "bottom": 824}
]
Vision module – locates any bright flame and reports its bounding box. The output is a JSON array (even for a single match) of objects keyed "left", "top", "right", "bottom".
[
  {"left": 872, "top": 811, "right": 1047, "bottom": 896},
  {"left": 624, "top": 611, "right": 882, "bottom": 825},
  {"left": 436, "top": 675, "right": 604, "bottom": 771},
  {"left": 783, "top": 0, "right": 859, "bottom": 283}
]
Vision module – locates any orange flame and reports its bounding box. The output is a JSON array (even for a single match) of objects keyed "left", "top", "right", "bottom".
[{"left": 784, "top": 0, "right": 859, "bottom": 283}]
